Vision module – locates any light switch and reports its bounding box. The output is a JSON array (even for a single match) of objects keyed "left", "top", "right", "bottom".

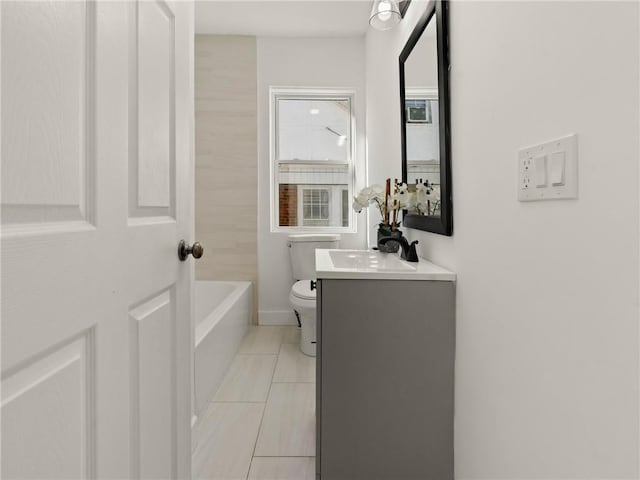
[
  {"left": 550, "top": 151, "right": 566, "bottom": 186},
  {"left": 518, "top": 134, "right": 577, "bottom": 202},
  {"left": 534, "top": 155, "right": 547, "bottom": 187}
]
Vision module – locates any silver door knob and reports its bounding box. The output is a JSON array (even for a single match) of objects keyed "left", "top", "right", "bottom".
[{"left": 178, "top": 240, "right": 204, "bottom": 261}]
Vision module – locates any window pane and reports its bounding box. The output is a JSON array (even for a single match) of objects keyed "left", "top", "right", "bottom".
[
  {"left": 277, "top": 98, "right": 350, "bottom": 162},
  {"left": 299, "top": 187, "right": 332, "bottom": 226},
  {"left": 277, "top": 161, "right": 350, "bottom": 227}
]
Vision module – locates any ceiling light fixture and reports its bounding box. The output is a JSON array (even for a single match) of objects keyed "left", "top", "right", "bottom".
[{"left": 369, "top": 0, "right": 401, "bottom": 31}]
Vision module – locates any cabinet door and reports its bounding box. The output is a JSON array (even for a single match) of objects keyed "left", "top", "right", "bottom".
[{"left": 319, "top": 279, "right": 455, "bottom": 480}]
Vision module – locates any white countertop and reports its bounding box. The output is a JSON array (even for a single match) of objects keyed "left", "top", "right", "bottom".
[{"left": 315, "top": 249, "right": 456, "bottom": 281}]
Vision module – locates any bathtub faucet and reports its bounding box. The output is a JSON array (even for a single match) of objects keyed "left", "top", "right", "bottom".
[{"left": 378, "top": 235, "right": 419, "bottom": 263}]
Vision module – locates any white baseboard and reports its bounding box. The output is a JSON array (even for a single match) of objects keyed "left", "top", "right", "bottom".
[{"left": 258, "top": 309, "right": 297, "bottom": 325}]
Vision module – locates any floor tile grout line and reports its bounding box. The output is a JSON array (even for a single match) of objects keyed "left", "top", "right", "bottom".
[
  {"left": 273, "top": 342, "right": 315, "bottom": 384},
  {"left": 212, "top": 353, "right": 279, "bottom": 403},
  {"left": 273, "top": 341, "right": 285, "bottom": 375},
  {"left": 246, "top": 331, "right": 285, "bottom": 478},
  {"left": 191, "top": 400, "right": 266, "bottom": 479}
]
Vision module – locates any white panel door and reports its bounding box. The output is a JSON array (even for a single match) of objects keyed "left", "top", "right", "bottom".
[{"left": 1, "top": 1, "right": 194, "bottom": 479}]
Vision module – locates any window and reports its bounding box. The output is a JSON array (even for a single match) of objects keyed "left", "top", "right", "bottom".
[
  {"left": 271, "top": 88, "right": 355, "bottom": 232},
  {"left": 302, "top": 188, "right": 329, "bottom": 226},
  {"left": 405, "top": 99, "right": 432, "bottom": 123}
]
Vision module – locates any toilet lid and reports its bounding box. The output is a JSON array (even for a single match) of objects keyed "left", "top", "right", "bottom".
[{"left": 292, "top": 280, "right": 316, "bottom": 301}]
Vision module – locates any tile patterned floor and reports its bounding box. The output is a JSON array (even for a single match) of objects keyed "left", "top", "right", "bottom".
[{"left": 193, "top": 326, "right": 316, "bottom": 480}]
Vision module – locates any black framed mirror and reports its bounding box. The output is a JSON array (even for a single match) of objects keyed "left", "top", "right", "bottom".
[{"left": 399, "top": 0, "right": 452, "bottom": 235}]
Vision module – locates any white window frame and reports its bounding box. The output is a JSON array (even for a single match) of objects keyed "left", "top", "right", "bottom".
[{"left": 269, "top": 87, "right": 356, "bottom": 233}]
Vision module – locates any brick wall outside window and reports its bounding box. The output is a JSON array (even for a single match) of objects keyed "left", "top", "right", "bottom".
[{"left": 279, "top": 184, "right": 298, "bottom": 226}]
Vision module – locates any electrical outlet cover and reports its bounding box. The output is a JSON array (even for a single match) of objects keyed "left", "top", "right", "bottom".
[{"left": 518, "top": 134, "right": 578, "bottom": 202}]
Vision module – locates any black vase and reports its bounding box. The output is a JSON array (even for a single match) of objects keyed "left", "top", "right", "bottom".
[{"left": 377, "top": 224, "right": 401, "bottom": 253}]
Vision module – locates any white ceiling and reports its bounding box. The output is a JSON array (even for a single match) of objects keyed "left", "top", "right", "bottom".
[{"left": 195, "top": 1, "right": 373, "bottom": 37}]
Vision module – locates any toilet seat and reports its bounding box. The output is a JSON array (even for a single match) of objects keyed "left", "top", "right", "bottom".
[
  {"left": 291, "top": 280, "right": 316, "bottom": 301},
  {"left": 290, "top": 287, "right": 315, "bottom": 312}
]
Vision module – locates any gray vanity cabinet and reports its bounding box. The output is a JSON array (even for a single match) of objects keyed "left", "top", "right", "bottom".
[{"left": 316, "top": 279, "right": 455, "bottom": 480}]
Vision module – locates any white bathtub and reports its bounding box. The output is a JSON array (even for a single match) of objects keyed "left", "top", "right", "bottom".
[{"left": 194, "top": 281, "right": 252, "bottom": 419}]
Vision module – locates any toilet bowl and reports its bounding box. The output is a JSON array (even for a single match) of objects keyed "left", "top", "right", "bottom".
[
  {"left": 289, "top": 280, "right": 316, "bottom": 356},
  {"left": 287, "top": 234, "right": 340, "bottom": 357}
]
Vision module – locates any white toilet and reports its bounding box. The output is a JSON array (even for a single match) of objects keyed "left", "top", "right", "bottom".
[{"left": 288, "top": 234, "right": 340, "bottom": 356}]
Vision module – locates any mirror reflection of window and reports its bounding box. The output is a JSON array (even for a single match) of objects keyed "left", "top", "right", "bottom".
[
  {"left": 403, "top": 14, "right": 440, "bottom": 212},
  {"left": 406, "top": 92, "right": 439, "bottom": 185},
  {"left": 406, "top": 99, "right": 431, "bottom": 123}
]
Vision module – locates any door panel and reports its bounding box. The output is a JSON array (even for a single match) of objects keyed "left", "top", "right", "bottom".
[
  {"left": 130, "top": 288, "right": 176, "bottom": 479},
  {"left": 2, "top": 333, "right": 95, "bottom": 479},
  {"left": 2, "top": 1, "right": 95, "bottom": 228},
  {"left": 131, "top": 0, "right": 176, "bottom": 218}
]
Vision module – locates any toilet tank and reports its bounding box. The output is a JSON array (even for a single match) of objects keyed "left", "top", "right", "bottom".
[{"left": 288, "top": 234, "right": 340, "bottom": 280}]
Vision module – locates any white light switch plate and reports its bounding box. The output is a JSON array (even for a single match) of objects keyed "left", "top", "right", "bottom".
[{"left": 518, "top": 134, "right": 578, "bottom": 202}]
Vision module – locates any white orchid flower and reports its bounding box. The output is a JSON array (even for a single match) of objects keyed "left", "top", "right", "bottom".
[
  {"left": 396, "top": 183, "right": 416, "bottom": 210},
  {"left": 353, "top": 186, "right": 373, "bottom": 212},
  {"left": 356, "top": 191, "right": 371, "bottom": 206},
  {"left": 353, "top": 185, "right": 386, "bottom": 215},
  {"left": 352, "top": 184, "right": 394, "bottom": 219},
  {"left": 426, "top": 185, "right": 440, "bottom": 202},
  {"left": 352, "top": 196, "right": 367, "bottom": 213},
  {"left": 415, "top": 183, "right": 430, "bottom": 213},
  {"left": 368, "top": 184, "right": 385, "bottom": 204}
]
